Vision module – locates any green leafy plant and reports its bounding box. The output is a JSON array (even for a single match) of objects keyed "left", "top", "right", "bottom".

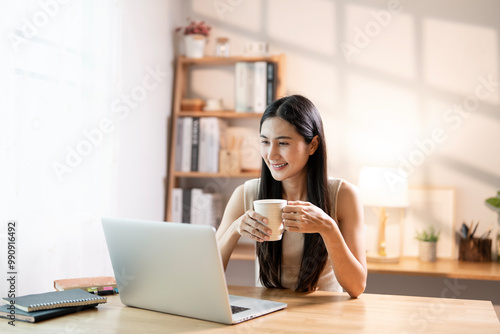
[
  {"left": 415, "top": 226, "right": 440, "bottom": 242},
  {"left": 485, "top": 190, "right": 500, "bottom": 220}
]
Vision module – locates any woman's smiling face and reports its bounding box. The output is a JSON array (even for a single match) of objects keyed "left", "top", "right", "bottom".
[{"left": 260, "top": 117, "right": 318, "bottom": 182}]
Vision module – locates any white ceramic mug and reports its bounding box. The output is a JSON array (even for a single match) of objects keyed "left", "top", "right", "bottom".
[{"left": 253, "top": 199, "right": 287, "bottom": 241}]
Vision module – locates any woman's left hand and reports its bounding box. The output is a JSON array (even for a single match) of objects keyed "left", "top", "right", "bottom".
[{"left": 282, "top": 201, "right": 336, "bottom": 234}]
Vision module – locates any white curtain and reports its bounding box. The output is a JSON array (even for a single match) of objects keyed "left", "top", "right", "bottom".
[{"left": 0, "top": 0, "right": 121, "bottom": 295}]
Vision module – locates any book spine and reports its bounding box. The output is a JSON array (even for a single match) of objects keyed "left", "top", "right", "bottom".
[
  {"left": 190, "top": 188, "right": 205, "bottom": 225},
  {"left": 212, "top": 193, "right": 223, "bottom": 228},
  {"left": 182, "top": 188, "right": 191, "bottom": 223},
  {"left": 253, "top": 61, "right": 267, "bottom": 113},
  {"left": 205, "top": 118, "right": 217, "bottom": 173},
  {"left": 266, "top": 62, "right": 276, "bottom": 105},
  {"left": 235, "top": 62, "right": 246, "bottom": 112},
  {"left": 174, "top": 118, "right": 183, "bottom": 171},
  {"left": 191, "top": 117, "right": 200, "bottom": 172},
  {"left": 198, "top": 118, "right": 207, "bottom": 172},
  {"left": 245, "top": 62, "right": 255, "bottom": 112},
  {"left": 181, "top": 117, "right": 193, "bottom": 172},
  {"left": 204, "top": 193, "right": 214, "bottom": 227},
  {"left": 172, "top": 188, "right": 183, "bottom": 223}
]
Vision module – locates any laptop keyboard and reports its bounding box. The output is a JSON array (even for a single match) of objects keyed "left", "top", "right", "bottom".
[{"left": 231, "top": 305, "right": 250, "bottom": 314}]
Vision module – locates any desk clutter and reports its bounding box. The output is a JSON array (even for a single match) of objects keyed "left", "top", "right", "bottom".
[
  {"left": 458, "top": 221, "right": 493, "bottom": 262},
  {"left": 0, "top": 289, "right": 107, "bottom": 323},
  {"left": 54, "top": 276, "right": 118, "bottom": 296}
]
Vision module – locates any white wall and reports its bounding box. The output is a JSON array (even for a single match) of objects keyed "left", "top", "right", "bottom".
[
  {"left": 115, "top": 0, "right": 180, "bottom": 221},
  {"left": 183, "top": 0, "right": 500, "bottom": 248}
]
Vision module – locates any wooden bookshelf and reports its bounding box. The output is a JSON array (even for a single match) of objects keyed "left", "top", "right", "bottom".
[
  {"left": 165, "top": 54, "right": 286, "bottom": 221},
  {"left": 173, "top": 171, "right": 260, "bottom": 178},
  {"left": 177, "top": 111, "right": 263, "bottom": 118}
]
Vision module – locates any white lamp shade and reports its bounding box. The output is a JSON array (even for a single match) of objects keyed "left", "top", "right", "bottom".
[{"left": 358, "top": 167, "right": 409, "bottom": 208}]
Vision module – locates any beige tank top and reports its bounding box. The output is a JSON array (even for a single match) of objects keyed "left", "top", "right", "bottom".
[{"left": 243, "top": 178, "right": 343, "bottom": 292}]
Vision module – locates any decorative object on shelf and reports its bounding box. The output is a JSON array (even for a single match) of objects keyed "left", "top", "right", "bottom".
[
  {"left": 176, "top": 18, "right": 211, "bottom": 58},
  {"left": 203, "top": 98, "right": 223, "bottom": 111},
  {"left": 485, "top": 190, "right": 500, "bottom": 262},
  {"left": 458, "top": 220, "right": 492, "bottom": 262},
  {"left": 403, "top": 187, "right": 455, "bottom": 259},
  {"left": 358, "top": 167, "right": 409, "bottom": 263},
  {"left": 219, "top": 149, "right": 240, "bottom": 174},
  {"left": 219, "top": 132, "right": 242, "bottom": 174},
  {"left": 181, "top": 98, "right": 205, "bottom": 111},
  {"left": 215, "top": 37, "right": 230, "bottom": 57},
  {"left": 415, "top": 226, "right": 440, "bottom": 262},
  {"left": 244, "top": 41, "right": 269, "bottom": 56}
]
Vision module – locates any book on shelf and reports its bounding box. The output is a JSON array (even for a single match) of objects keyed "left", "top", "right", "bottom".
[
  {"left": 180, "top": 117, "right": 193, "bottom": 172},
  {"left": 176, "top": 117, "right": 227, "bottom": 173},
  {"left": 182, "top": 188, "right": 192, "bottom": 223},
  {"left": 54, "top": 276, "right": 117, "bottom": 292},
  {"left": 190, "top": 188, "right": 205, "bottom": 225},
  {"left": 191, "top": 117, "right": 200, "bottom": 171},
  {"left": 171, "top": 188, "right": 183, "bottom": 223},
  {"left": 235, "top": 62, "right": 250, "bottom": 112},
  {"left": 2, "top": 289, "right": 107, "bottom": 312},
  {"left": 209, "top": 118, "right": 227, "bottom": 173},
  {"left": 198, "top": 117, "right": 227, "bottom": 173},
  {"left": 266, "top": 62, "right": 276, "bottom": 106},
  {"left": 0, "top": 304, "right": 97, "bottom": 323},
  {"left": 235, "top": 61, "right": 276, "bottom": 113},
  {"left": 253, "top": 61, "right": 267, "bottom": 113},
  {"left": 198, "top": 117, "right": 209, "bottom": 172},
  {"left": 172, "top": 187, "right": 223, "bottom": 227},
  {"left": 205, "top": 192, "right": 223, "bottom": 228},
  {"left": 174, "top": 117, "right": 184, "bottom": 171}
]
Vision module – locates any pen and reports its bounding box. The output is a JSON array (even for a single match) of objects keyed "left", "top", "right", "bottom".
[{"left": 470, "top": 221, "right": 479, "bottom": 239}]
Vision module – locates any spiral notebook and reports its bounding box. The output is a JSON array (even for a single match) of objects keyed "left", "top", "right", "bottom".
[
  {"left": 0, "top": 304, "right": 97, "bottom": 323},
  {"left": 2, "top": 289, "right": 106, "bottom": 312}
]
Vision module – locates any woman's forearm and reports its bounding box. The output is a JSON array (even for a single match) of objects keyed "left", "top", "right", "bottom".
[
  {"left": 216, "top": 218, "right": 242, "bottom": 270},
  {"left": 320, "top": 222, "right": 367, "bottom": 298}
]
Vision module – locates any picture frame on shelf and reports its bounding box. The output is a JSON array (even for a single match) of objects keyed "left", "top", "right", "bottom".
[{"left": 402, "top": 186, "right": 456, "bottom": 259}]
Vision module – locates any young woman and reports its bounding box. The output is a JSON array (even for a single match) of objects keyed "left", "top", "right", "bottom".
[{"left": 216, "top": 95, "right": 366, "bottom": 297}]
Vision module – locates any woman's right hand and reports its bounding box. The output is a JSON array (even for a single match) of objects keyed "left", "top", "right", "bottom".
[{"left": 237, "top": 210, "right": 272, "bottom": 242}]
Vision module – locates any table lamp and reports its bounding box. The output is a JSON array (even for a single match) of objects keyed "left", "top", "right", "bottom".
[{"left": 358, "top": 167, "right": 409, "bottom": 263}]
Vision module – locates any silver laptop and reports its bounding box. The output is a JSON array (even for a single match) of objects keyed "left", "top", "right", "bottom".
[{"left": 101, "top": 217, "right": 286, "bottom": 324}]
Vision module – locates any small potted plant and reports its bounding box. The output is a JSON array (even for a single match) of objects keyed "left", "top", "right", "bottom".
[
  {"left": 176, "top": 18, "right": 211, "bottom": 58},
  {"left": 485, "top": 190, "right": 500, "bottom": 262},
  {"left": 415, "top": 226, "right": 440, "bottom": 262}
]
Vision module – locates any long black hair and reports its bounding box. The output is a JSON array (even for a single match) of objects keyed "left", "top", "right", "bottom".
[{"left": 256, "top": 95, "right": 331, "bottom": 292}]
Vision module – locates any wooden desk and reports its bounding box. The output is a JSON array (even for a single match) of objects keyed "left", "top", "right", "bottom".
[
  {"left": 368, "top": 257, "right": 500, "bottom": 281},
  {"left": 8, "top": 286, "right": 500, "bottom": 333}
]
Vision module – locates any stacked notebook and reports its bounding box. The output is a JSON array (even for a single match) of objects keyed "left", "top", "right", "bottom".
[{"left": 1, "top": 289, "right": 106, "bottom": 323}]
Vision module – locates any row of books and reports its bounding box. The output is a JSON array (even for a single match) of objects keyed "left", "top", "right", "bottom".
[
  {"left": 171, "top": 188, "right": 223, "bottom": 227},
  {"left": 235, "top": 61, "right": 276, "bottom": 113},
  {"left": 175, "top": 117, "right": 227, "bottom": 173}
]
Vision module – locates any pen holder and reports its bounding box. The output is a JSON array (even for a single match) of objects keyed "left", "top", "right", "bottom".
[
  {"left": 458, "top": 237, "right": 492, "bottom": 262},
  {"left": 219, "top": 149, "right": 240, "bottom": 174}
]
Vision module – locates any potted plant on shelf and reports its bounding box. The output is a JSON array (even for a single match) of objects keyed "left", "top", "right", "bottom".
[
  {"left": 485, "top": 190, "right": 500, "bottom": 262},
  {"left": 415, "top": 226, "right": 440, "bottom": 262},
  {"left": 176, "top": 18, "right": 211, "bottom": 58}
]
